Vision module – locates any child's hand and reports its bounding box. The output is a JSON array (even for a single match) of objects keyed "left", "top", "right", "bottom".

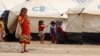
[{"left": 45, "top": 25, "right": 49, "bottom": 27}]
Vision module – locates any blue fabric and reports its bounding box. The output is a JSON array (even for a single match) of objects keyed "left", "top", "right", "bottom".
[
  {"left": 1, "top": 10, "right": 9, "bottom": 20},
  {"left": 50, "top": 26, "right": 56, "bottom": 35}
]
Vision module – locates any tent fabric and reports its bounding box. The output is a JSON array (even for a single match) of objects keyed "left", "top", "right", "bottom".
[
  {"left": 0, "top": 0, "right": 26, "bottom": 10},
  {"left": 83, "top": 0, "right": 100, "bottom": 15},
  {"left": 67, "top": 14, "right": 83, "bottom": 32},
  {"left": 0, "top": 0, "right": 100, "bottom": 16},
  {"left": 67, "top": 14, "right": 100, "bottom": 33},
  {"left": 7, "top": 11, "right": 18, "bottom": 33},
  {"left": 66, "top": 13, "right": 100, "bottom": 44},
  {"left": 0, "top": 2, "right": 5, "bottom": 16},
  {"left": 61, "top": 0, "right": 100, "bottom": 15},
  {"left": 0, "top": 0, "right": 26, "bottom": 16},
  {"left": 5, "top": 0, "right": 100, "bottom": 33},
  {"left": 1, "top": 0, "right": 100, "bottom": 44},
  {"left": 83, "top": 14, "right": 100, "bottom": 32},
  {"left": 11, "top": 0, "right": 69, "bottom": 18}
]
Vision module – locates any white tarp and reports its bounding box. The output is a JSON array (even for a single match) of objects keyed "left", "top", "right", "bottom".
[
  {"left": 67, "top": 0, "right": 100, "bottom": 15},
  {"left": 0, "top": 2, "right": 5, "bottom": 17},
  {"left": 67, "top": 14, "right": 100, "bottom": 33},
  {"left": 67, "top": 0, "right": 93, "bottom": 14},
  {"left": 0, "top": 0, "right": 100, "bottom": 16},
  {"left": 1, "top": 0, "right": 100, "bottom": 33},
  {"left": 11, "top": 0, "right": 69, "bottom": 18},
  {"left": 83, "top": 14, "right": 100, "bottom": 32},
  {"left": 83, "top": 0, "right": 100, "bottom": 15},
  {"left": 0, "top": 0, "right": 26, "bottom": 16},
  {"left": 0, "top": 0, "right": 26, "bottom": 10},
  {"left": 67, "top": 14, "right": 83, "bottom": 32},
  {"left": 8, "top": 11, "right": 68, "bottom": 33}
]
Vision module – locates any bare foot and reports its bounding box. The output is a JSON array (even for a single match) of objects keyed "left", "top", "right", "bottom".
[
  {"left": 20, "top": 51, "right": 24, "bottom": 53},
  {"left": 24, "top": 50, "right": 29, "bottom": 52},
  {"left": 41, "top": 42, "right": 44, "bottom": 44}
]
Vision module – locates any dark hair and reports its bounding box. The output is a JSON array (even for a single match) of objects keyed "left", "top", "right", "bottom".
[
  {"left": 38, "top": 20, "right": 44, "bottom": 25},
  {"left": 19, "top": 7, "right": 27, "bottom": 16},
  {"left": 51, "top": 21, "right": 56, "bottom": 25}
]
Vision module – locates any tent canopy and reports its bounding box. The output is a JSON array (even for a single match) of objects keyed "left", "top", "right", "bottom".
[
  {"left": 67, "top": 0, "right": 100, "bottom": 15},
  {"left": 11, "top": 0, "right": 70, "bottom": 18},
  {"left": 0, "top": 0, "right": 100, "bottom": 18},
  {"left": 83, "top": 0, "right": 100, "bottom": 15},
  {"left": 0, "top": 0, "right": 26, "bottom": 16}
]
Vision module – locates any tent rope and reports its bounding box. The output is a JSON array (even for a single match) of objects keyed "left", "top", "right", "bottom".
[{"left": 66, "top": 8, "right": 85, "bottom": 29}]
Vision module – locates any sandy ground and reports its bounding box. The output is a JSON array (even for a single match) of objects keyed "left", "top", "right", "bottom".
[{"left": 0, "top": 41, "right": 100, "bottom": 56}]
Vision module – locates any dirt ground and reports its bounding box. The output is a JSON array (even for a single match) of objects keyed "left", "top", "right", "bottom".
[{"left": 0, "top": 41, "right": 100, "bottom": 56}]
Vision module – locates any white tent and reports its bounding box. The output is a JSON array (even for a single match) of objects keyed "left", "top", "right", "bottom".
[
  {"left": 0, "top": 0, "right": 26, "bottom": 16},
  {"left": 10, "top": 0, "right": 70, "bottom": 18},
  {"left": 0, "top": 0, "right": 26, "bottom": 10},
  {"left": 5, "top": 0, "right": 100, "bottom": 33},
  {"left": 9, "top": 0, "right": 89, "bottom": 33},
  {"left": 8, "top": 0, "right": 70, "bottom": 33},
  {"left": 0, "top": 2, "right": 5, "bottom": 16},
  {"left": 83, "top": 0, "right": 100, "bottom": 15},
  {"left": 1, "top": 0, "right": 100, "bottom": 43},
  {"left": 66, "top": 0, "right": 100, "bottom": 33},
  {"left": 0, "top": 0, "right": 98, "bottom": 32}
]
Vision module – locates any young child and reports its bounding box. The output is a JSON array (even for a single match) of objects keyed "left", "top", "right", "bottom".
[
  {"left": 18, "top": 8, "right": 31, "bottom": 53},
  {"left": 56, "top": 20, "right": 66, "bottom": 44},
  {"left": 0, "top": 24, "right": 6, "bottom": 42},
  {"left": 50, "top": 21, "right": 56, "bottom": 44},
  {"left": 38, "top": 20, "right": 45, "bottom": 44}
]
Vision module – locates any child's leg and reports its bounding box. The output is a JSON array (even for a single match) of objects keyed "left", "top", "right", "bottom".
[
  {"left": 0, "top": 35, "right": 3, "bottom": 42},
  {"left": 0, "top": 37, "right": 4, "bottom": 42},
  {"left": 24, "top": 44, "right": 28, "bottom": 52},
  {"left": 40, "top": 36, "right": 42, "bottom": 44},
  {"left": 21, "top": 43, "right": 25, "bottom": 53},
  {"left": 40, "top": 36, "right": 44, "bottom": 44},
  {"left": 52, "top": 35, "right": 56, "bottom": 44},
  {"left": 54, "top": 35, "right": 56, "bottom": 44},
  {"left": 42, "top": 36, "right": 44, "bottom": 44},
  {"left": 51, "top": 35, "right": 54, "bottom": 43}
]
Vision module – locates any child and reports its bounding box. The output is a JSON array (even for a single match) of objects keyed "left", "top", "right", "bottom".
[
  {"left": 0, "top": 24, "right": 6, "bottom": 42},
  {"left": 50, "top": 21, "right": 56, "bottom": 44},
  {"left": 18, "top": 8, "right": 31, "bottom": 53},
  {"left": 0, "top": 18, "right": 4, "bottom": 30},
  {"left": 56, "top": 20, "right": 66, "bottom": 44},
  {"left": 38, "top": 20, "right": 45, "bottom": 44}
]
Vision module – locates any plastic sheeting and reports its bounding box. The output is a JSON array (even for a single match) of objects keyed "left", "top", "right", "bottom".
[
  {"left": 67, "top": 14, "right": 100, "bottom": 33},
  {"left": 11, "top": 0, "right": 69, "bottom": 18}
]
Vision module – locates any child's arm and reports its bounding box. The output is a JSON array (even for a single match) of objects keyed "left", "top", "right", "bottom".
[
  {"left": 2, "top": 30, "right": 6, "bottom": 38},
  {"left": 18, "top": 16, "right": 25, "bottom": 24},
  {"left": 45, "top": 25, "right": 49, "bottom": 28},
  {"left": 58, "top": 26, "right": 66, "bottom": 35}
]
